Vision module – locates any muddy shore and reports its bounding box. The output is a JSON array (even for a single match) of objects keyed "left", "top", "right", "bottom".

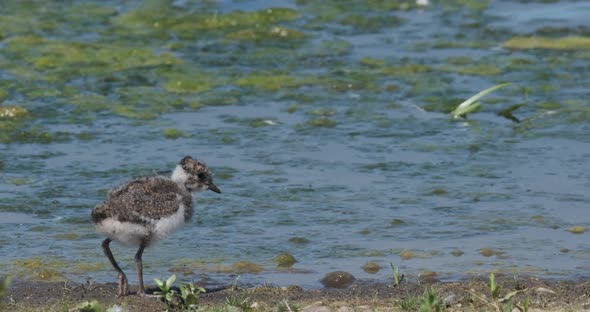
[{"left": 3, "top": 275, "right": 589, "bottom": 312}]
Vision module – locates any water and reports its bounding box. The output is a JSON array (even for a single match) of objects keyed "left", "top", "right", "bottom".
[{"left": 0, "top": 0, "right": 589, "bottom": 289}]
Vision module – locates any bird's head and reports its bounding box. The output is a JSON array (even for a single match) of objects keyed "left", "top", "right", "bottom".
[{"left": 172, "top": 156, "right": 221, "bottom": 193}]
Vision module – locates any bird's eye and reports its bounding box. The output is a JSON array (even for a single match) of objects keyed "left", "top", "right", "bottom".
[{"left": 197, "top": 173, "right": 206, "bottom": 180}]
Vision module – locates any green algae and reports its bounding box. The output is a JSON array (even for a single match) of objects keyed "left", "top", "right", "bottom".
[
  {"left": 440, "top": 0, "right": 491, "bottom": 11},
  {"left": 397, "top": 249, "right": 441, "bottom": 260},
  {"left": 305, "top": 118, "right": 337, "bottom": 128},
  {"left": 163, "top": 128, "right": 189, "bottom": 139},
  {"left": 118, "top": 86, "right": 199, "bottom": 117},
  {"left": 567, "top": 226, "right": 586, "bottom": 234},
  {"left": 110, "top": 106, "right": 152, "bottom": 120},
  {"left": 364, "top": 250, "right": 386, "bottom": 257},
  {"left": 437, "top": 64, "right": 502, "bottom": 76},
  {"left": 480, "top": 248, "right": 500, "bottom": 257},
  {"left": 288, "top": 237, "right": 310, "bottom": 245},
  {"left": 400, "top": 250, "right": 415, "bottom": 260},
  {"left": 67, "top": 94, "right": 113, "bottom": 113},
  {"left": 531, "top": 215, "right": 545, "bottom": 224},
  {"left": 362, "top": 163, "right": 389, "bottom": 171},
  {"left": 503, "top": 36, "right": 590, "bottom": 51},
  {"left": 431, "top": 40, "right": 494, "bottom": 49},
  {"left": 115, "top": 5, "right": 299, "bottom": 40},
  {"left": 168, "top": 265, "right": 194, "bottom": 276},
  {"left": 0, "top": 106, "right": 29, "bottom": 119},
  {"left": 320, "top": 67, "right": 381, "bottom": 91},
  {"left": 381, "top": 64, "right": 431, "bottom": 76},
  {"left": 299, "top": 0, "right": 416, "bottom": 12},
  {"left": 189, "top": 8, "right": 298, "bottom": 32},
  {"left": 287, "top": 104, "right": 299, "bottom": 113},
  {"left": 61, "top": 3, "right": 117, "bottom": 24},
  {"left": 213, "top": 167, "right": 237, "bottom": 180},
  {"left": 307, "top": 108, "right": 336, "bottom": 117},
  {"left": 236, "top": 73, "right": 301, "bottom": 91},
  {"left": 53, "top": 233, "right": 80, "bottom": 240},
  {"left": 4, "top": 36, "right": 182, "bottom": 81},
  {"left": 68, "top": 85, "right": 202, "bottom": 120},
  {"left": 161, "top": 68, "right": 214, "bottom": 94},
  {"left": 390, "top": 219, "right": 407, "bottom": 227},
  {"left": 362, "top": 262, "right": 381, "bottom": 274},
  {"left": 74, "top": 262, "right": 106, "bottom": 272},
  {"left": 274, "top": 253, "right": 297, "bottom": 268},
  {"left": 226, "top": 26, "right": 305, "bottom": 42},
  {"left": 300, "top": 0, "right": 415, "bottom": 33},
  {"left": 230, "top": 261, "right": 264, "bottom": 274},
  {"left": 12, "top": 257, "right": 66, "bottom": 281},
  {"left": 5, "top": 177, "right": 32, "bottom": 186},
  {"left": 5, "top": 36, "right": 181, "bottom": 89},
  {"left": 0, "top": 2, "right": 116, "bottom": 38},
  {"left": 306, "top": 40, "right": 351, "bottom": 57},
  {"left": 360, "top": 57, "right": 386, "bottom": 68},
  {"left": 29, "top": 226, "right": 51, "bottom": 232},
  {"left": 249, "top": 118, "right": 278, "bottom": 128},
  {"left": 451, "top": 250, "right": 464, "bottom": 257},
  {"left": 33, "top": 269, "right": 64, "bottom": 281},
  {"left": 430, "top": 188, "right": 448, "bottom": 196},
  {"left": 0, "top": 125, "right": 69, "bottom": 144},
  {"left": 340, "top": 14, "right": 404, "bottom": 32},
  {"left": 419, "top": 270, "right": 437, "bottom": 279}
]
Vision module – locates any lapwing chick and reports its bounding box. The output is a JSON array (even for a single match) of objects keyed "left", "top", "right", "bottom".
[{"left": 91, "top": 156, "right": 221, "bottom": 296}]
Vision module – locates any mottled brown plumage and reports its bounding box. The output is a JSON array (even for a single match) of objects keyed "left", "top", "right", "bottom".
[
  {"left": 91, "top": 156, "right": 221, "bottom": 297},
  {"left": 91, "top": 176, "right": 193, "bottom": 225}
]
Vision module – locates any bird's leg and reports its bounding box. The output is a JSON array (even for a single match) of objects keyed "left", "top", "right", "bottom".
[
  {"left": 135, "top": 241, "right": 147, "bottom": 296},
  {"left": 101, "top": 238, "right": 129, "bottom": 297}
]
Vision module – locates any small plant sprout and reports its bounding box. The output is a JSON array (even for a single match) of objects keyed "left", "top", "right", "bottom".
[
  {"left": 154, "top": 275, "right": 207, "bottom": 311},
  {"left": 465, "top": 272, "right": 529, "bottom": 312},
  {"left": 419, "top": 287, "right": 444, "bottom": 312},
  {"left": 489, "top": 272, "right": 501, "bottom": 300},
  {"left": 398, "top": 296, "right": 421, "bottom": 311},
  {"left": 0, "top": 275, "right": 10, "bottom": 299},
  {"left": 450, "top": 83, "right": 512, "bottom": 118},
  {"left": 154, "top": 274, "right": 177, "bottom": 309},
  {"left": 390, "top": 262, "right": 404, "bottom": 286},
  {"left": 74, "top": 300, "right": 103, "bottom": 312},
  {"left": 523, "top": 297, "right": 530, "bottom": 312},
  {"left": 226, "top": 293, "right": 254, "bottom": 312},
  {"left": 277, "top": 300, "right": 301, "bottom": 312},
  {"left": 178, "top": 282, "right": 205, "bottom": 309}
]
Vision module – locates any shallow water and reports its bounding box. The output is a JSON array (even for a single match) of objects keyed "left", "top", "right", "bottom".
[{"left": 0, "top": 0, "right": 589, "bottom": 289}]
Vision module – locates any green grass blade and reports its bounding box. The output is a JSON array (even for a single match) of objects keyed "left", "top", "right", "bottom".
[{"left": 451, "top": 83, "right": 512, "bottom": 118}]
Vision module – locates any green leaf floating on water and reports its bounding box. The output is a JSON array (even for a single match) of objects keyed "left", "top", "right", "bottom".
[{"left": 451, "top": 83, "right": 512, "bottom": 118}]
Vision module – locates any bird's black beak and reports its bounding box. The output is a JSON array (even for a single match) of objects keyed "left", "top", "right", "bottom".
[{"left": 208, "top": 183, "right": 221, "bottom": 194}]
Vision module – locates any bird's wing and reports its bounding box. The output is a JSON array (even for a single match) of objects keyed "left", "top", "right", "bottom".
[{"left": 103, "top": 177, "right": 187, "bottom": 222}]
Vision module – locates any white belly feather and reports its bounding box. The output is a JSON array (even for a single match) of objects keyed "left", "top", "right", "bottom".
[{"left": 96, "top": 204, "right": 187, "bottom": 246}]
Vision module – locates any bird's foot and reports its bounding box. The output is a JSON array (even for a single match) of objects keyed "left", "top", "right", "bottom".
[{"left": 116, "top": 273, "right": 129, "bottom": 297}]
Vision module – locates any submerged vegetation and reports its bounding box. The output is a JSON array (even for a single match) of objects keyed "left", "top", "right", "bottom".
[
  {"left": 0, "top": 0, "right": 586, "bottom": 144},
  {"left": 504, "top": 36, "right": 590, "bottom": 51}
]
